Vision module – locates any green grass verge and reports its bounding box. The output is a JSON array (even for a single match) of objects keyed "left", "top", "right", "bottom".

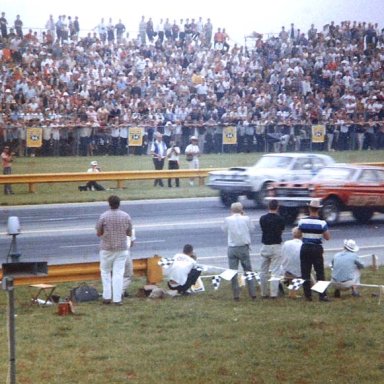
[
  {"left": 0, "top": 267, "right": 383, "bottom": 383},
  {"left": 3, "top": 150, "right": 384, "bottom": 205}
]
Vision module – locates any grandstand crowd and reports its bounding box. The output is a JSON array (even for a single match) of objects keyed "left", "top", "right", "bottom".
[{"left": 0, "top": 12, "right": 383, "bottom": 156}]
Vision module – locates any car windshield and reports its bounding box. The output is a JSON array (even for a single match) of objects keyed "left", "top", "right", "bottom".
[
  {"left": 313, "top": 167, "right": 356, "bottom": 181},
  {"left": 254, "top": 156, "right": 293, "bottom": 169}
]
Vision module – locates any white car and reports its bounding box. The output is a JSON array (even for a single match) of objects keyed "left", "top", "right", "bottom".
[{"left": 207, "top": 153, "right": 335, "bottom": 208}]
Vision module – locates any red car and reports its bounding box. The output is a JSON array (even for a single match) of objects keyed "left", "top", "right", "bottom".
[{"left": 266, "top": 164, "right": 384, "bottom": 225}]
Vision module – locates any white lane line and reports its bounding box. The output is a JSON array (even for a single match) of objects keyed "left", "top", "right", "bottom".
[{"left": 59, "top": 239, "right": 165, "bottom": 248}]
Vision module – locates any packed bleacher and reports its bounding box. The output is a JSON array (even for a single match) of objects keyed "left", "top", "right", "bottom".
[{"left": 0, "top": 12, "right": 383, "bottom": 156}]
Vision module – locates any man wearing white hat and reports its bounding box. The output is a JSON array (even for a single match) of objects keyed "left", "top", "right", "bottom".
[
  {"left": 298, "top": 198, "right": 331, "bottom": 302},
  {"left": 86, "top": 160, "right": 105, "bottom": 191},
  {"left": 331, "top": 239, "right": 364, "bottom": 298}
]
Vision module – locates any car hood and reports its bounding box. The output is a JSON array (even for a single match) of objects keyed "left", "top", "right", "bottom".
[{"left": 209, "top": 167, "right": 287, "bottom": 177}]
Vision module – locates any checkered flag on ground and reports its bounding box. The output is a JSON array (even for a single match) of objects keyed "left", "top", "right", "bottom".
[
  {"left": 158, "top": 258, "right": 174, "bottom": 267},
  {"left": 211, "top": 275, "right": 222, "bottom": 290},
  {"left": 288, "top": 278, "right": 305, "bottom": 290},
  {"left": 244, "top": 271, "right": 260, "bottom": 283}
]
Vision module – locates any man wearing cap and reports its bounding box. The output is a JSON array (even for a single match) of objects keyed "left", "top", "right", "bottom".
[
  {"left": 150, "top": 132, "right": 167, "bottom": 187},
  {"left": 1, "top": 145, "right": 14, "bottom": 195},
  {"left": 223, "top": 202, "right": 256, "bottom": 301},
  {"left": 331, "top": 239, "right": 364, "bottom": 298},
  {"left": 185, "top": 136, "right": 200, "bottom": 186},
  {"left": 298, "top": 199, "right": 331, "bottom": 302},
  {"left": 85, "top": 161, "right": 105, "bottom": 191}
]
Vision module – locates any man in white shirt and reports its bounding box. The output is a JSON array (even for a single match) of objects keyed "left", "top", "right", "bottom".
[
  {"left": 150, "top": 132, "right": 167, "bottom": 187},
  {"left": 185, "top": 135, "right": 200, "bottom": 186},
  {"left": 223, "top": 202, "right": 256, "bottom": 301},
  {"left": 166, "top": 244, "right": 201, "bottom": 295},
  {"left": 281, "top": 227, "right": 302, "bottom": 280},
  {"left": 166, "top": 140, "right": 180, "bottom": 187}
]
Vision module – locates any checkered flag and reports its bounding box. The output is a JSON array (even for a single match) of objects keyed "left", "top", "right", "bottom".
[
  {"left": 158, "top": 258, "right": 174, "bottom": 267},
  {"left": 244, "top": 271, "right": 260, "bottom": 283},
  {"left": 211, "top": 275, "right": 222, "bottom": 290},
  {"left": 288, "top": 278, "right": 305, "bottom": 291}
]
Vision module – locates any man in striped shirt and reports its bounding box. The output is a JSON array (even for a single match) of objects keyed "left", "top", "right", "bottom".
[{"left": 298, "top": 199, "right": 331, "bottom": 302}]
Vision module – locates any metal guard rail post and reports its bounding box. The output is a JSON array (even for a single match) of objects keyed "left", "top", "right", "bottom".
[
  {"left": 0, "top": 168, "right": 222, "bottom": 193},
  {"left": 0, "top": 256, "right": 163, "bottom": 286}
]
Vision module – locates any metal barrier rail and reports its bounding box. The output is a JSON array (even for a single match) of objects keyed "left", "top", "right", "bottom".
[
  {"left": 0, "top": 162, "right": 383, "bottom": 193},
  {"left": 0, "top": 168, "right": 221, "bottom": 193},
  {"left": 0, "top": 256, "right": 163, "bottom": 286}
]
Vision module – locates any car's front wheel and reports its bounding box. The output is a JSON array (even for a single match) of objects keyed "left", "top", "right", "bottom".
[
  {"left": 321, "top": 198, "right": 340, "bottom": 225},
  {"left": 352, "top": 208, "right": 374, "bottom": 223},
  {"left": 255, "top": 182, "right": 271, "bottom": 209},
  {"left": 219, "top": 191, "right": 238, "bottom": 207}
]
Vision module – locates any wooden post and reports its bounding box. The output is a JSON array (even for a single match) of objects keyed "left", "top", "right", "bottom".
[
  {"left": 28, "top": 183, "right": 36, "bottom": 193},
  {"left": 371, "top": 254, "right": 378, "bottom": 271},
  {"left": 117, "top": 180, "right": 124, "bottom": 189}
]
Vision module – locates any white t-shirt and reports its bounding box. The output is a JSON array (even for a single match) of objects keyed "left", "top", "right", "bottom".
[{"left": 166, "top": 253, "right": 196, "bottom": 286}]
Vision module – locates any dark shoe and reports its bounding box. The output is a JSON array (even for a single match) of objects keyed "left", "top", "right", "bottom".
[
  {"left": 123, "top": 291, "right": 129, "bottom": 298},
  {"left": 319, "top": 296, "right": 330, "bottom": 302},
  {"left": 102, "top": 299, "right": 111, "bottom": 305},
  {"left": 352, "top": 291, "right": 360, "bottom": 297},
  {"left": 305, "top": 296, "right": 313, "bottom": 302},
  {"left": 234, "top": 297, "right": 240, "bottom": 301},
  {"left": 251, "top": 296, "right": 257, "bottom": 300},
  {"left": 334, "top": 289, "right": 341, "bottom": 298}
]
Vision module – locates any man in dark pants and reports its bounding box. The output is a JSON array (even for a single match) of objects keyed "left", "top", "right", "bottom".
[
  {"left": 298, "top": 199, "right": 331, "bottom": 302},
  {"left": 259, "top": 199, "right": 285, "bottom": 298},
  {"left": 150, "top": 132, "right": 167, "bottom": 187},
  {"left": 167, "top": 244, "right": 201, "bottom": 294}
]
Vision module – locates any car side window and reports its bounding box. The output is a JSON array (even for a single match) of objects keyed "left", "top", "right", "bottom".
[
  {"left": 376, "top": 170, "right": 384, "bottom": 182},
  {"left": 292, "top": 158, "right": 312, "bottom": 171},
  {"left": 312, "top": 158, "right": 325, "bottom": 171},
  {"left": 359, "top": 169, "right": 378, "bottom": 183}
]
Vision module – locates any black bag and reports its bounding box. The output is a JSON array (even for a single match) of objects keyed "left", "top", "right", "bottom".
[
  {"left": 70, "top": 283, "right": 99, "bottom": 302},
  {"left": 186, "top": 153, "right": 193, "bottom": 162}
]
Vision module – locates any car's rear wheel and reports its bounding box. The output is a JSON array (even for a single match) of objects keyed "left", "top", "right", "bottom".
[
  {"left": 279, "top": 206, "right": 299, "bottom": 225},
  {"left": 255, "top": 182, "right": 271, "bottom": 209},
  {"left": 219, "top": 191, "right": 238, "bottom": 207},
  {"left": 321, "top": 198, "right": 340, "bottom": 225},
  {"left": 352, "top": 208, "right": 374, "bottom": 223}
]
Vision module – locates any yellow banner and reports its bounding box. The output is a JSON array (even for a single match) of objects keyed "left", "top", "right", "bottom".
[
  {"left": 26, "top": 128, "right": 43, "bottom": 148},
  {"left": 223, "top": 126, "right": 237, "bottom": 145},
  {"left": 129, "top": 127, "right": 143, "bottom": 146},
  {"left": 312, "top": 125, "right": 325, "bottom": 143}
]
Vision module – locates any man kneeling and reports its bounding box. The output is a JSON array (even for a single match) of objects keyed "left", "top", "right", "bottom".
[
  {"left": 331, "top": 239, "right": 364, "bottom": 298},
  {"left": 167, "top": 244, "right": 201, "bottom": 295}
]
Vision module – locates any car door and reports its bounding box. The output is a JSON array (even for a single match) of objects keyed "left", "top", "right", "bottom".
[{"left": 347, "top": 169, "right": 382, "bottom": 206}]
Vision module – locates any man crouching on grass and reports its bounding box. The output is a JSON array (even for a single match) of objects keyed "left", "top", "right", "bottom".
[{"left": 167, "top": 244, "right": 201, "bottom": 295}]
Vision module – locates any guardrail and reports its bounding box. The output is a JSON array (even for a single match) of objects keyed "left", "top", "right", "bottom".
[
  {"left": 0, "top": 256, "right": 163, "bottom": 286},
  {"left": 0, "top": 169, "right": 220, "bottom": 193}
]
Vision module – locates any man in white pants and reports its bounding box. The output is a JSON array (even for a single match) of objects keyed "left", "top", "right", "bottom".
[
  {"left": 185, "top": 136, "right": 200, "bottom": 186},
  {"left": 96, "top": 195, "right": 132, "bottom": 305}
]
